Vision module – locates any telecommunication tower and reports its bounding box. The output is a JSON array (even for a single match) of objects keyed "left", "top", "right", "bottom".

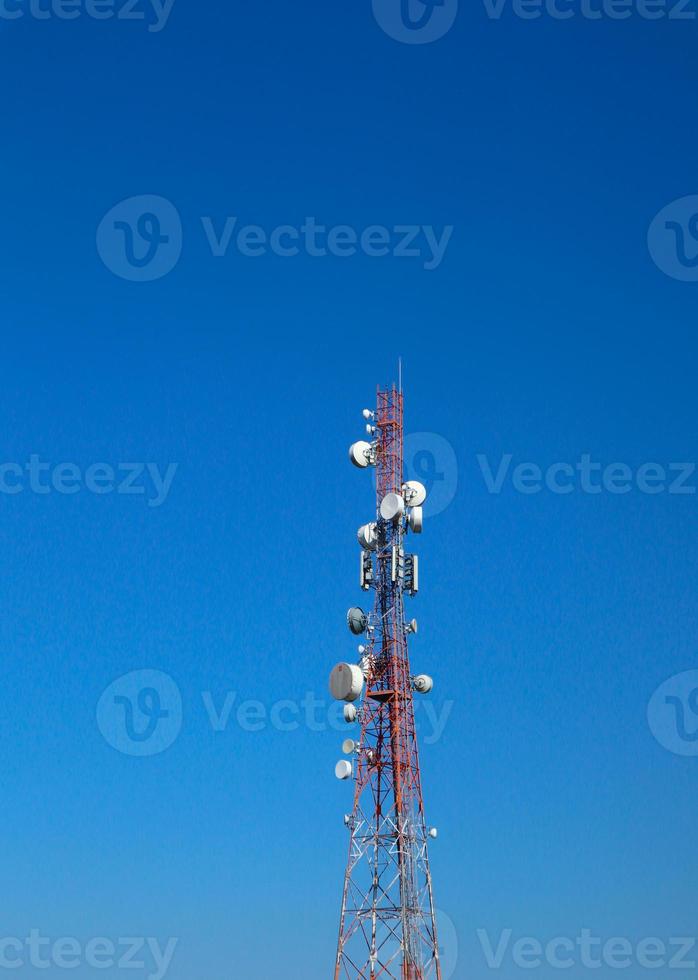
[{"left": 329, "top": 383, "right": 442, "bottom": 980}]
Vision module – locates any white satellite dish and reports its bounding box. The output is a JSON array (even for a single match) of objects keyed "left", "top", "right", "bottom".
[
  {"left": 405, "top": 618, "right": 418, "bottom": 635},
  {"left": 357, "top": 523, "right": 377, "bottom": 551},
  {"left": 413, "top": 674, "right": 433, "bottom": 693},
  {"left": 408, "top": 507, "right": 423, "bottom": 533},
  {"left": 330, "top": 663, "right": 365, "bottom": 702},
  {"left": 380, "top": 493, "right": 405, "bottom": 522},
  {"left": 403, "top": 480, "right": 427, "bottom": 507},
  {"left": 342, "top": 739, "right": 357, "bottom": 755},
  {"left": 347, "top": 607, "right": 368, "bottom": 635},
  {"left": 429, "top": 827, "right": 438, "bottom": 839},
  {"left": 343, "top": 704, "right": 358, "bottom": 723},
  {"left": 362, "top": 409, "right": 373, "bottom": 420},
  {"left": 349, "top": 441, "right": 373, "bottom": 469},
  {"left": 335, "top": 760, "right": 353, "bottom": 781}
]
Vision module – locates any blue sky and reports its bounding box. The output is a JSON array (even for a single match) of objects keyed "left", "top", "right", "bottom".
[{"left": 1, "top": 1, "right": 698, "bottom": 978}]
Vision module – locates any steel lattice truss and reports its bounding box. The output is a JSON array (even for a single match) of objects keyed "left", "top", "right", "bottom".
[{"left": 334, "top": 386, "right": 442, "bottom": 980}]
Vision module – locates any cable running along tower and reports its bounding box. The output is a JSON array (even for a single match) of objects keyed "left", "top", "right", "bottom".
[{"left": 330, "top": 383, "right": 442, "bottom": 980}]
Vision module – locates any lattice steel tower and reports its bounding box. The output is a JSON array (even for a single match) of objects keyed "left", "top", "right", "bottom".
[{"left": 329, "top": 383, "right": 442, "bottom": 980}]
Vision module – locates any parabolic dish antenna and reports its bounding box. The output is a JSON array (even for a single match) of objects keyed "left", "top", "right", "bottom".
[
  {"left": 380, "top": 493, "right": 405, "bottom": 522},
  {"left": 357, "top": 523, "right": 378, "bottom": 551},
  {"left": 335, "top": 760, "right": 353, "bottom": 780},
  {"left": 330, "top": 663, "right": 365, "bottom": 702},
  {"left": 403, "top": 480, "right": 427, "bottom": 507},
  {"left": 413, "top": 674, "right": 434, "bottom": 693},
  {"left": 347, "top": 607, "right": 368, "bottom": 635},
  {"left": 349, "top": 441, "right": 373, "bottom": 468},
  {"left": 408, "top": 506, "right": 423, "bottom": 533}
]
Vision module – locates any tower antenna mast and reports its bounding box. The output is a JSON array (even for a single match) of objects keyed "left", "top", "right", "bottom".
[{"left": 330, "top": 382, "right": 442, "bottom": 980}]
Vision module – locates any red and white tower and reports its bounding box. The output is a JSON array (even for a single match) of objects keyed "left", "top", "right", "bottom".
[{"left": 330, "top": 383, "right": 442, "bottom": 980}]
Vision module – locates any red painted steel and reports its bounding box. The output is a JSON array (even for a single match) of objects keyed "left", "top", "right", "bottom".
[{"left": 333, "top": 385, "right": 442, "bottom": 980}]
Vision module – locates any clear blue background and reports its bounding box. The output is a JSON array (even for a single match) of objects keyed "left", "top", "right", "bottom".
[{"left": 1, "top": 1, "right": 697, "bottom": 977}]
